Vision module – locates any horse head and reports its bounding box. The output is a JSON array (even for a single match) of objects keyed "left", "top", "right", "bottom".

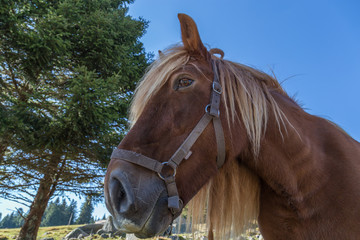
[{"left": 104, "top": 14, "right": 243, "bottom": 238}]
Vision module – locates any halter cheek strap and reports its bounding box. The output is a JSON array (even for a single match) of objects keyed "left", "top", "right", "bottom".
[{"left": 110, "top": 61, "right": 225, "bottom": 215}]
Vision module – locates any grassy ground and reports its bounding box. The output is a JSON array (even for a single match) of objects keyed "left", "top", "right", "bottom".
[
  {"left": 0, "top": 224, "right": 262, "bottom": 240},
  {"left": 0, "top": 225, "right": 83, "bottom": 240},
  {"left": 0, "top": 225, "right": 164, "bottom": 240}
]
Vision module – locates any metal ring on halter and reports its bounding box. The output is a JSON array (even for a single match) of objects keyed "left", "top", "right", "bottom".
[
  {"left": 212, "top": 81, "right": 223, "bottom": 94},
  {"left": 157, "top": 162, "right": 177, "bottom": 180},
  {"left": 205, "top": 104, "right": 220, "bottom": 117}
]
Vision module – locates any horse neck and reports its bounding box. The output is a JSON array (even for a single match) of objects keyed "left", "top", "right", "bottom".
[{"left": 243, "top": 90, "right": 360, "bottom": 220}]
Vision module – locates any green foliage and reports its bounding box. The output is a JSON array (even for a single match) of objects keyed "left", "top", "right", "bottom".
[
  {"left": 75, "top": 195, "right": 94, "bottom": 224},
  {"left": 0, "top": 0, "right": 150, "bottom": 237},
  {"left": 0, "top": 208, "right": 24, "bottom": 228},
  {"left": 41, "top": 198, "right": 77, "bottom": 227},
  {"left": 0, "top": 0, "right": 150, "bottom": 202}
]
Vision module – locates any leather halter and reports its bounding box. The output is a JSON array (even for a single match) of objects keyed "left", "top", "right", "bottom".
[{"left": 110, "top": 61, "right": 225, "bottom": 216}]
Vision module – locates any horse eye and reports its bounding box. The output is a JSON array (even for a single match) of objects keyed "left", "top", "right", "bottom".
[{"left": 177, "top": 78, "right": 194, "bottom": 89}]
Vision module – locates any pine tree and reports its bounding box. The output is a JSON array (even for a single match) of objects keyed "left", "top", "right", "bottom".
[
  {"left": 76, "top": 195, "right": 94, "bottom": 224},
  {"left": 0, "top": 213, "right": 15, "bottom": 228},
  {"left": 41, "top": 198, "right": 60, "bottom": 227},
  {"left": 0, "top": 209, "right": 24, "bottom": 228},
  {"left": 0, "top": 0, "right": 149, "bottom": 238},
  {"left": 67, "top": 199, "right": 77, "bottom": 225},
  {"left": 41, "top": 198, "right": 77, "bottom": 227}
]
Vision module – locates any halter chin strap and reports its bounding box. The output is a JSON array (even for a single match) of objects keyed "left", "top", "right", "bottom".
[{"left": 110, "top": 61, "right": 225, "bottom": 216}]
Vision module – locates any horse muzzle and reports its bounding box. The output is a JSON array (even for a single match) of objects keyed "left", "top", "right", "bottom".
[{"left": 104, "top": 160, "right": 173, "bottom": 238}]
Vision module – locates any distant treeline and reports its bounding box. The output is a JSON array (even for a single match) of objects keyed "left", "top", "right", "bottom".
[{"left": 0, "top": 196, "right": 104, "bottom": 228}]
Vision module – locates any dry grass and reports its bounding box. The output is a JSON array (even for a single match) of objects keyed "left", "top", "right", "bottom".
[
  {"left": 0, "top": 224, "right": 261, "bottom": 240},
  {"left": 0, "top": 225, "right": 83, "bottom": 240}
]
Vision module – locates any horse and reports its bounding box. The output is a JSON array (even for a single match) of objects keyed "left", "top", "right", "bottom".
[{"left": 104, "top": 13, "right": 360, "bottom": 239}]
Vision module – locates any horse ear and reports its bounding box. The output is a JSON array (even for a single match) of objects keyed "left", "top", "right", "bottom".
[
  {"left": 158, "top": 50, "right": 165, "bottom": 59},
  {"left": 178, "top": 13, "right": 209, "bottom": 60}
]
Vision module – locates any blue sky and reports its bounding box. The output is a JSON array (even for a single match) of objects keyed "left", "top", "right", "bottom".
[
  {"left": 1, "top": 0, "right": 359, "bottom": 220},
  {"left": 129, "top": 0, "right": 360, "bottom": 141}
]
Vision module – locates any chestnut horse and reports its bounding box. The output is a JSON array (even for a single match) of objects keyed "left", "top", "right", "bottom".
[{"left": 104, "top": 14, "right": 360, "bottom": 239}]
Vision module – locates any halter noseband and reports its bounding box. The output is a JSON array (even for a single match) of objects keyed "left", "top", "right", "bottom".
[{"left": 110, "top": 61, "right": 225, "bottom": 216}]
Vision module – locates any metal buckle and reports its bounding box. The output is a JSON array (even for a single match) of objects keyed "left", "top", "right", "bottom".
[
  {"left": 205, "top": 104, "right": 220, "bottom": 118},
  {"left": 212, "top": 82, "right": 222, "bottom": 94},
  {"left": 158, "top": 162, "right": 177, "bottom": 180}
]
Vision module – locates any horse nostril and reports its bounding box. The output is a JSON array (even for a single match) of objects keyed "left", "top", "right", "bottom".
[
  {"left": 110, "top": 178, "right": 125, "bottom": 212},
  {"left": 117, "top": 181, "right": 126, "bottom": 201},
  {"left": 109, "top": 172, "right": 136, "bottom": 214}
]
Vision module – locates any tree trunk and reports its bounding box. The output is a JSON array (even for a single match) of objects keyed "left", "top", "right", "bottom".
[
  {"left": 0, "top": 144, "right": 6, "bottom": 163},
  {"left": 17, "top": 174, "right": 56, "bottom": 240}
]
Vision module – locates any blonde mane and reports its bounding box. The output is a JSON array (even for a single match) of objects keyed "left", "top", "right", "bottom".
[
  {"left": 129, "top": 46, "right": 190, "bottom": 125},
  {"left": 129, "top": 45, "right": 290, "bottom": 239}
]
